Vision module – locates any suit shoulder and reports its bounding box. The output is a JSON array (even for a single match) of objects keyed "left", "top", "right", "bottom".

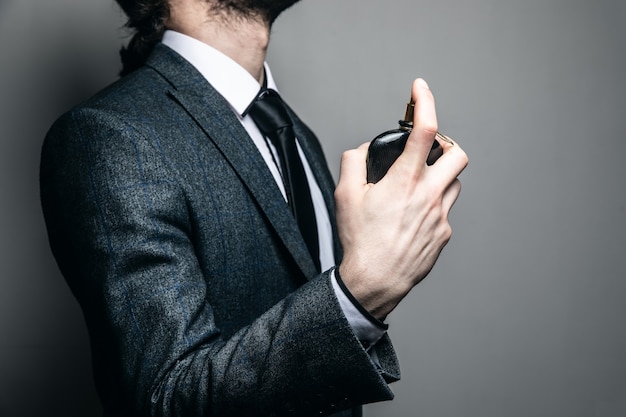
[
  {"left": 44, "top": 66, "right": 173, "bottom": 146},
  {"left": 81, "top": 66, "right": 172, "bottom": 118}
]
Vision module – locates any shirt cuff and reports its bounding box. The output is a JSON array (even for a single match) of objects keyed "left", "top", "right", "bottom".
[{"left": 330, "top": 267, "right": 387, "bottom": 349}]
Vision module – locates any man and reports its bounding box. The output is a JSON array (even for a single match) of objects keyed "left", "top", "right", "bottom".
[{"left": 40, "top": 0, "right": 468, "bottom": 416}]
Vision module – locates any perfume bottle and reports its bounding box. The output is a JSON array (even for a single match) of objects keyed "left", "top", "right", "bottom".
[{"left": 366, "top": 99, "right": 441, "bottom": 183}]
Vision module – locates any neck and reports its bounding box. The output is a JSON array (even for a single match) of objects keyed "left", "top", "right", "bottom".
[{"left": 166, "top": 2, "right": 270, "bottom": 83}]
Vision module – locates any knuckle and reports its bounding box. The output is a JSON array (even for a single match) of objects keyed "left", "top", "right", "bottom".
[
  {"left": 452, "top": 146, "right": 469, "bottom": 166},
  {"left": 441, "top": 223, "right": 453, "bottom": 242},
  {"left": 459, "top": 149, "right": 469, "bottom": 166},
  {"left": 452, "top": 179, "right": 462, "bottom": 193},
  {"left": 334, "top": 181, "right": 355, "bottom": 205},
  {"left": 334, "top": 184, "right": 347, "bottom": 202},
  {"left": 421, "top": 122, "right": 439, "bottom": 136},
  {"left": 339, "top": 148, "right": 353, "bottom": 160},
  {"left": 342, "top": 147, "right": 363, "bottom": 159},
  {"left": 339, "top": 149, "right": 353, "bottom": 164}
]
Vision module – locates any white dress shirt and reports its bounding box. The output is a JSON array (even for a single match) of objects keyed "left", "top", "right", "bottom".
[{"left": 161, "top": 30, "right": 385, "bottom": 347}]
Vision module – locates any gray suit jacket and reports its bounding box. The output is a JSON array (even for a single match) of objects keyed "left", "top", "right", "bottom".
[{"left": 40, "top": 44, "right": 400, "bottom": 417}]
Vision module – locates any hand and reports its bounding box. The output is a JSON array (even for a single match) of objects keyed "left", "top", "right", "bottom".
[{"left": 335, "top": 78, "right": 469, "bottom": 319}]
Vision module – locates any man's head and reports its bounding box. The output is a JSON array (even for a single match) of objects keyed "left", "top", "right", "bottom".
[
  {"left": 207, "top": 0, "right": 300, "bottom": 25},
  {"left": 116, "top": 0, "right": 300, "bottom": 25},
  {"left": 115, "top": 0, "right": 300, "bottom": 75}
]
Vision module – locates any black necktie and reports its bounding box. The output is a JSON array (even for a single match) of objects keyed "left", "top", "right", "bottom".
[{"left": 247, "top": 89, "right": 321, "bottom": 272}]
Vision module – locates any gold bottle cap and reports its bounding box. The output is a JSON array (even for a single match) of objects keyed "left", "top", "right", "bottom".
[
  {"left": 403, "top": 98, "right": 415, "bottom": 123},
  {"left": 399, "top": 98, "right": 415, "bottom": 130}
]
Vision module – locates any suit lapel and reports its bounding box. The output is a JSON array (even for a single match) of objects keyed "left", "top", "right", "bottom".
[{"left": 146, "top": 45, "right": 319, "bottom": 279}]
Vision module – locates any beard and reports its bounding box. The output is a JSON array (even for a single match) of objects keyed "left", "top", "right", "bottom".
[{"left": 212, "top": 0, "right": 301, "bottom": 24}]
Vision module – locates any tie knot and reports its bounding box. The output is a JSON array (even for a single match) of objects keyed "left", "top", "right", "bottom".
[
  {"left": 247, "top": 89, "right": 293, "bottom": 135},
  {"left": 244, "top": 88, "right": 321, "bottom": 271}
]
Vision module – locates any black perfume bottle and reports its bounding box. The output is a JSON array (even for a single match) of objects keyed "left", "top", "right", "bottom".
[{"left": 366, "top": 100, "right": 441, "bottom": 183}]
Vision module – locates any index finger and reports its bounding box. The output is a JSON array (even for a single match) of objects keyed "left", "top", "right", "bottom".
[{"left": 429, "top": 138, "right": 469, "bottom": 185}]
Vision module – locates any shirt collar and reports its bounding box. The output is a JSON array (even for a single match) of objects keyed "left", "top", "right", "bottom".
[{"left": 161, "top": 30, "right": 278, "bottom": 116}]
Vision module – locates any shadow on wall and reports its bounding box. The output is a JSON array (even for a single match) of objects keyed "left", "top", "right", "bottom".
[{"left": 0, "top": 1, "right": 125, "bottom": 415}]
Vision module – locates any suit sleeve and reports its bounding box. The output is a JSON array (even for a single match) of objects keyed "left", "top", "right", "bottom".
[{"left": 40, "top": 108, "right": 400, "bottom": 417}]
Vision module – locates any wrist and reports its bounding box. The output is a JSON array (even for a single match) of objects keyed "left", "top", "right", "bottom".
[
  {"left": 334, "top": 267, "right": 388, "bottom": 328},
  {"left": 337, "top": 261, "right": 407, "bottom": 320}
]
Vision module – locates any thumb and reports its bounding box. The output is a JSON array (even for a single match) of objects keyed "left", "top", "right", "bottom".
[{"left": 392, "top": 78, "right": 439, "bottom": 173}]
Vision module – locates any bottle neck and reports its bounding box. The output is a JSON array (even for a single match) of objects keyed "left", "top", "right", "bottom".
[
  {"left": 398, "top": 120, "right": 412, "bottom": 131},
  {"left": 399, "top": 99, "right": 415, "bottom": 131}
]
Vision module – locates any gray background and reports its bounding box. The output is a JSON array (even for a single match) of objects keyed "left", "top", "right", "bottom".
[{"left": 1, "top": 0, "right": 625, "bottom": 416}]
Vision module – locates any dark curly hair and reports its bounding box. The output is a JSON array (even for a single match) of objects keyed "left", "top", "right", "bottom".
[
  {"left": 115, "top": 0, "right": 170, "bottom": 76},
  {"left": 114, "top": 0, "right": 301, "bottom": 76}
]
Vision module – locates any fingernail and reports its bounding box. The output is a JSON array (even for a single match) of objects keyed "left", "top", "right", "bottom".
[
  {"left": 436, "top": 132, "right": 455, "bottom": 145},
  {"left": 417, "top": 78, "right": 429, "bottom": 90}
]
